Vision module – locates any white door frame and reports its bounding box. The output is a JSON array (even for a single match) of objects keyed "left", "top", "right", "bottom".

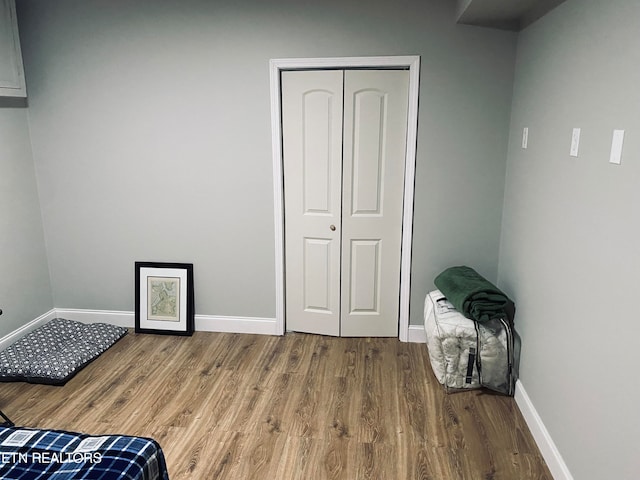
[{"left": 270, "top": 55, "right": 420, "bottom": 342}]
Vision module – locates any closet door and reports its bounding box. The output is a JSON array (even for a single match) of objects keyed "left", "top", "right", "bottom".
[
  {"left": 282, "top": 70, "right": 344, "bottom": 336},
  {"left": 341, "top": 70, "right": 409, "bottom": 337},
  {"left": 282, "top": 69, "right": 409, "bottom": 337}
]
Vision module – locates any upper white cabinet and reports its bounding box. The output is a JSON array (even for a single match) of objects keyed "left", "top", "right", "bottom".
[{"left": 0, "top": 0, "right": 26, "bottom": 97}]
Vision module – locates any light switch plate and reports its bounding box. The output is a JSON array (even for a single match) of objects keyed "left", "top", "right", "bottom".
[
  {"left": 522, "top": 127, "right": 528, "bottom": 149},
  {"left": 570, "top": 128, "right": 581, "bottom": 157},
  {"left": 609, "top": 129, "right": 624, "bottom": 165}
]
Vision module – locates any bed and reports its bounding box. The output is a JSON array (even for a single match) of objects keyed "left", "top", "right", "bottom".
[{"left": 0, "top": 425, "right": 169, "bottom": 479}]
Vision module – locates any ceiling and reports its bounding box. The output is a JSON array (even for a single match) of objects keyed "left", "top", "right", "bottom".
[{"left": 456, "top": 0, "right": 568, "bottom": 31}]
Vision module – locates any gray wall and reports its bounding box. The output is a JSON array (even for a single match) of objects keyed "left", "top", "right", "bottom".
[
  {"left": 0, "top": 104, "right": 53, "bottom": 338},
  {"left": 16, "top": 0, "right": 517, "bottom": 324},
  {"left": 498, "top": 1, "right": 640, "bottom": 478}
]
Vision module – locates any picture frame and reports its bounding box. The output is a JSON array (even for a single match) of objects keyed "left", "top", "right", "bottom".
[{"left": 135, "top": 262, "right": 194, "bottom": 336}]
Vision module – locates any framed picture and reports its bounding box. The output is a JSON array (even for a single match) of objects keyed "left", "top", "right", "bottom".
[{"left": 135, "top": 262, "right": 194, "bottom": 336}]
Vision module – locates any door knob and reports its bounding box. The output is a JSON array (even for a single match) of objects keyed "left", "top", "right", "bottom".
[{"left": 330, "top": 224, "right": 336, "bottom": 231}]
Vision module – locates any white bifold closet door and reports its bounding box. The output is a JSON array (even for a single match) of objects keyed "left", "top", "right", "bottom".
[{"left": 282, "top": 69, "right": 409, "bottom": 337}]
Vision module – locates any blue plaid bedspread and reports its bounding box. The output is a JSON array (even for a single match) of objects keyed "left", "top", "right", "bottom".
[{"left": 0, "top": 426, "right": 170, "bottom": 479}]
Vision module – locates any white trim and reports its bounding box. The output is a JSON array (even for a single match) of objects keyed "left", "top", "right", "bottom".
[
  {"left": 195, "top": 315, "right": 278, "bottom": 335},
  {"left": 54, "top": 308, "right": 134, "bottom": 328},
  {"left": 407, "top": 324, "right": 427, "bottom": 343},
  {"left": 269, "top": 55, "right": 421, "bottom": 340},
  {"left": 53, "top": 309, "right": 278, "bottom": 336},
  {"left": 0, "top": 309, "right": 56, "bottom": 350},
  {"left": 270, "top": 58, "right": 286, "bottom": 337},
  {"left": 515, "top": 380, "right": 574, "bottom": 480}
]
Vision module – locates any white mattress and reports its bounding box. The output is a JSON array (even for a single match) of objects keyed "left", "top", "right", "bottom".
[
  {"left": 424, "top": 289, "right": 510, "bottom": 392},
  {"left": 424, "top": 290, "right": 480, "bottom": 389}
]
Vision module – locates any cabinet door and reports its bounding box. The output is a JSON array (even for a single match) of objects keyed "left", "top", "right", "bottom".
[{"left": 0, "top": 0, "right": 26, "bottom": 97}]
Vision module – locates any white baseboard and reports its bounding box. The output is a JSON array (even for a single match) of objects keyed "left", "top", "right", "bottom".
[
  {"left": 195, "top": 315, "right": 278, "bottom": 335},
  {"left": 53, "top": 308, "right": 279, "bottom": 336},
  {"left": 55, "top": 309, "right": 134, "bottom": 328},
  {"left": 3, "top": 311, "right": 419, "bottom": 343},
  {"left": 514, "top": 380, "right": 574, "bottom": 480},
  {"left": 0, "top": 309, "right": 57, "bottom": 350},
  {"left": 407, "top": 324, "right": 427, "bottom": 343}
]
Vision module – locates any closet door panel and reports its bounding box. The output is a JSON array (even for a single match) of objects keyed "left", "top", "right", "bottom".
[
  {"left": 348, "top": 239, "right": 381, "bottom": 313},
  {"left": 351, "top": 90, "right": 386, "bottom": 215},
  {"left": 341, "top": 70, "right": 409, "bottom": 337},
  {"left": 282, "top": 70, "right": 343, "bottom": 336}
]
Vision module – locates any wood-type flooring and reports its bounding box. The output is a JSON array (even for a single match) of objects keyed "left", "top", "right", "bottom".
[{"left": 1, "top": 331, "right": 552, "bottom": 479}]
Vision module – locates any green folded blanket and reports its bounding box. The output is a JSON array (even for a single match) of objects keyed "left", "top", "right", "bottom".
[{"left": 434, "top": 266, "right": 512, "bottom": 323}]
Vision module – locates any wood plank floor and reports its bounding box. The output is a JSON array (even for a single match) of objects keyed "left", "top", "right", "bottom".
[{"left": 0, "top": 331, "right": 552, "bottom": 479}]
